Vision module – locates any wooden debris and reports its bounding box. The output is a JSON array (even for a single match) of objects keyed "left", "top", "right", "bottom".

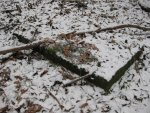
[
  {"left": 63, "top": 73, "right": 93, "bottom": 87},
  {"left": 44, "top": 86, "right": 64, "bottom": 110},
  {"left": 13, "top": 29, "right": 144, "bottom": 91},
  {"left": 0, "top": 38, "right": 54, "bottom": 55},
  {"left": 76, "top": 24, "right": 150, "bottom": 36}
]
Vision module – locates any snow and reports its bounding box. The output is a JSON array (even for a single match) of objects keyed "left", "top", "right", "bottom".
[
  {"left": 0, "top": 0, "right": 150, "bottom": 113},
  {"left": 139, "top": 0, "right": 150, "bottom": 9}
]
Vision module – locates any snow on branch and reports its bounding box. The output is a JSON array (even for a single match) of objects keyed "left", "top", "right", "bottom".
[
  {"left": 0, "top": 38, "right": 54, "bottom": 55},
  {"left": 75, "top": 24, "right": 150, "bottom": 36},
  {"left": 63, "top": 72, "right": 94, "bottom": 87},
  {"left": 1, "top": 24, "right": 149, "bottom": 55}
]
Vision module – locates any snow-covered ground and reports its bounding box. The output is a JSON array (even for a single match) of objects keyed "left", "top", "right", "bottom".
[
  {"left": 0, "top": 0, "right": 150, "bottom": 113},
  {"left": 138, "top": 0, "right": 150, "bottom": 11}
]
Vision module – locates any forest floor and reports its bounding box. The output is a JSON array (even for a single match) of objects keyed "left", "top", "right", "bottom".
[{"left": 0, "top": 0, "right": 150, "bottom": 113}]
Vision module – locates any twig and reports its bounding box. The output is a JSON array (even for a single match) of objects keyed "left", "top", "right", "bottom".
[
  {"left": 0, "top": 38, "right": 54, "bottom": 55},
  {"left": 44, "top": 86, "right": 64, "bottom": 110},
  {"left": 74, "top": 24, "right": 150, "bottom": 36},
  {"left": 1, "top": 9, "right": 16, "bottom": 13},
  {"left": 0, "top": 27, "right": 5, "bottom": 30},
  {"left": 63, "top": 73, "right": 94, "bottom": 87}
]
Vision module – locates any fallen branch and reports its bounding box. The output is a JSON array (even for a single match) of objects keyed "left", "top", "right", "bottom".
[
  {"left": 0, "top": 38, "right": 54, "bottom": 55},
  {"left": 63, "top": 73, "right": 94, "bottom": 87},
  {"left": 1, "top": 9, "right": 16, "bottom": 13},
  {"left": 13, "top": 31, "right": 144, "bottom": 91},
  {"left": 0, "top": 27, "right": 5, "bottom": 30},
  {"left": 13, "top": 33, "right": 108, "bottom": 90},
  {"left": 73, "top": 24, "right": 150, "bottom": 36}
]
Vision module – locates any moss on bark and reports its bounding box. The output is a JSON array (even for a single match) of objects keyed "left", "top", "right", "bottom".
[
  {"left": 106, "top": 47, "right": 144, "bottom": 91},
  {"left": 13, "top": 33, "right": 143, "bottom": 91}
]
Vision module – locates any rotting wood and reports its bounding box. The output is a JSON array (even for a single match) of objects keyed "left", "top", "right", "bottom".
[
  {"left": 12, "top": 33, "right": 144, "bottom": 91},
  {"left": 105, "top": 47, "right": 144, "bottom": 91}
]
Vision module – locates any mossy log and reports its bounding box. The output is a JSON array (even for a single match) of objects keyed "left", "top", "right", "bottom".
[
  {"left": 13, "top": 33, "right": 108, "bottom": 89},
  {"left": 13, "top": 33, "right": 143, "bottom": 91},
  {"left": 106, "top": 47, "right": 144, "bottom": 90}
]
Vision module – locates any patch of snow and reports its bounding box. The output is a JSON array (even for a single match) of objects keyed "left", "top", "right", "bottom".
[{"left": 138, "top": 0, "right": 150, "bottom": 9}]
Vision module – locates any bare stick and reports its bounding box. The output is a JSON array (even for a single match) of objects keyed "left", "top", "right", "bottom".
[
  {"left": 63, "top": 73, "right": 94, "bottom": 87},
  {"left": 0, "top": 39, "right": 54, "bottom": 55},
  {"left": 44, "top": 87, "right": 64, "bottom": 110},
  {"left": 2, "top": 24, "right": 147, "bottom": 55},
  {"left": 74, "top": 24, "right": 150, "bottom": 36}
]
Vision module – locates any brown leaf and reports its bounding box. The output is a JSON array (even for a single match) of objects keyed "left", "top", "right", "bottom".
[
  {"left": 0, "top": 106, "right": 9, "bottom": 113},
  {"left": 79, "top": 52, "right": 90, "bottom": 63},
  {"left": 15, "top": 76, "right": 23, "bottom": 81},
  {"left": 80, "top": 103, "right": 88, "bottom": 108},
  {"left": 40, "top": 70, "right": 48, "bottom": 77},
  {"left": 63, "top": 46, "right": 70, "bottom": 57},
  {"left": 65, "top": 33, "right": 75, "bottom": 40},
  {"left": 20, "top": 89, "right": 28, "bottom": 94},
  {"left": 80, "top": 109, "right": 84, "bottom": 113},
  {"left": 59, "top": 32, "right": 76, "bottom": 40},
  {"left": 25, "top": 104, "right": 42, "bottom": 113},
  {"left": 0, "top": 68, "right": 11, "bottom": 81},
  {"left": 16, "top": 95, "right": 22, "bottom": 103},
  {"left": 14, "top": 80, "right": 20, "bottom": 84}
]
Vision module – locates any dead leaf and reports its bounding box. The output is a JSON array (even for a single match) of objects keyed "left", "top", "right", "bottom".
[
  {"left": 101, "top": 104, "right": 111, "bottom": 112},
  {"left": 14, "top": 80, "right": 20, "bottom": 84},
  {"left": 0, "top": 68, "right": 11, "bottom": 84},
  {"left": 14, "top": 76, "right": 23, "bottom": 81},
  {"left": 65, "top": 32, "right": 76, "bottom": 40},
  {"left": 40, "top": 70, "right": 48, "bottom": 77},
  {"left": 64, "top": 106, "right": 75, "bottom": 112},
  {"left": 80, "top": 103, "right": 88, "bottom": 108},
  {"left": 14, "top": 81, "right": 21, "bottom": 90},
  {"left": 63, "top": 46, "right": 70, "bottom": 57},
  {"left": 80, "top": 109, "right": 84, "bottom": 113},
  {"left": 20, "top": 89, "right": 28, "bottom": 94},
  {"left": 25, "top": 104, "right": 42, "bottom": 113},
  {"left": 84, "top": 43, "right": 99, "bottom": 51},
  {"left": 79, "top": 52, "right": 90, "bottom": 63},
  {"left": 0, "top": 106, "right": 9, "bottom": 113},
  {"left": 59, "top": 32, "right": 76, "bottom": 40},
  {"left": 16, "top": 95, "right": 22, "bottom": 103}
]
